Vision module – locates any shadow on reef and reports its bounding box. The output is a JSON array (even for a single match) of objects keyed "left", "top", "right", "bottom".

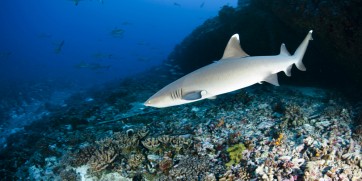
[{"left": 167, "top": 0, "right": 362, "bottom": 100}]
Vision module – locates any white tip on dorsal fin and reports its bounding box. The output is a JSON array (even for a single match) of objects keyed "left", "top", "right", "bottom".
[
  {"left": 221, "top": 34, "right": 249, "bottom": 59},
  {"left": 280, "top": 43, "right": 291, "bottom": 56}
]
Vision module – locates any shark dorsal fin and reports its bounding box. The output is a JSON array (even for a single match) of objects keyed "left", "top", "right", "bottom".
[
  {"left": 280, "top": 43, "right": 291, "bottom": 56},
  {"left": 221, "top": 34, "right": 249, "bottom": 60}
]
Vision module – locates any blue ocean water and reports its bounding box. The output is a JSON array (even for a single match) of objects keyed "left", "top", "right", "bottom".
[{"left": 0, "top": 0, "right": 236, "bottom": 88}]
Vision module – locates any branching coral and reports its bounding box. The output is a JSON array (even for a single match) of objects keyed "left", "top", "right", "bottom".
[
  {"left": 136, "top": 127, "right": 149, "bottom": 139},
  {"left": 171, "top": 136, "right": 193, "bottom": 153},
  {"left": 68, "top": 145, "right": 97, "bottom": 167},
  {"left": 88, "top": 146, "right": 118, "bottom": 172},
  {"left": 128, "top": 153, "right": 145, "bottom": 169},
  {"left": 142, "top": 138, "right": 160, "bottom": 152},
  {"left": 113, "top": 132, "right": 139, "bottom": 154},
  {"left": 157, "top": 135, "right": 171, "bottom": 145}
]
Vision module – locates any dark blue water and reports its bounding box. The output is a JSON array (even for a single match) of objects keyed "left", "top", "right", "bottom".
[
  {"left": 0, "top": 0, "right": 236, "bottom": 87},
  {"left": 0, "top": 0, "right": 236, "bottom": 157}
]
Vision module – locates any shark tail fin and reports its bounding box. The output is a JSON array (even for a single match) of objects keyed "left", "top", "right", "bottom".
[{"left": 293, "top": 30, "right": 313, "bottom": 71}]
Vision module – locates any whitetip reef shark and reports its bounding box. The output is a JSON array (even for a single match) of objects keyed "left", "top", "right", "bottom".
[{"left": 145, "top": 30, "right": 313, "bottom": 108}]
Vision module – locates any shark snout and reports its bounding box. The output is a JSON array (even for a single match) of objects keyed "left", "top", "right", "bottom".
[{"left": 144, "top": 100, "right": 151, "bottom": 107}]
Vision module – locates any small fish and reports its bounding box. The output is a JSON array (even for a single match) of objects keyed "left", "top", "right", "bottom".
[
  {"left": 110, "top": 28, "right": 124, "bottom": 38},
  {"left": 200, "top": 2, "right": 205, "bottom": 8},
  {"left": 54, "top": 40, "right": 64, "bottom": 54},
  {"left": 145, "top": 31, "right": 313, "bottom": 108},
  {"left": 71, "top": 0, "right": 81, "bottom": 6},
  {"left": 173, "top": 2, "right": 181, "bottom": 7},
  {"left": 121, "top": 21, "right": 132, "bottom": 26}
]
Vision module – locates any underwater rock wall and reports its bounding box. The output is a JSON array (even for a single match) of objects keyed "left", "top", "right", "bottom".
[
  {"left": 251, "top": 0, "right": 362, "bottom": 97},
  {"left": 167, "top": 0, "right": 362, "bottom": 99}
]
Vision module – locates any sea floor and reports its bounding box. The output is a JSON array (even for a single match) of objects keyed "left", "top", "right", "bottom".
[{"left": 1, "top": 72, "right": 361, "bottom": 180}]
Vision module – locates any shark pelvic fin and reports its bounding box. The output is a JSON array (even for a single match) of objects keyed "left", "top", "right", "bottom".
[
  {"left": 183, "top": 90, "right": 207, "bottom": 100},
  {"left": 221, "top": 34, "right": 249, "bottom": 59},
  {"left": 264, "top": 74, "right": 279, "bottom": 86},
  {"left": 280, "top": 43, "right": 291, "bottom": 56},
  {"left": 284, "top": 64, "right": 293, "bottom": 77}
]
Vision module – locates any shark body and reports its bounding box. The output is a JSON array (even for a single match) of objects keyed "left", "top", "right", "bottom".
[{"left": 145, "top": 31, "right": 313, "bottom": 108}]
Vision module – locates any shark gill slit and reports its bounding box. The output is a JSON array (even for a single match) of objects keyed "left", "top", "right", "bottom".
[
  {"left": 178, "top": 88, "right": 182, "bottom": 99},
  {"left": 172, "top": 88, "right": 182, "bottom": 100},
  {"left": 170, "top": 91, "right": 175, "bottom": 100}
]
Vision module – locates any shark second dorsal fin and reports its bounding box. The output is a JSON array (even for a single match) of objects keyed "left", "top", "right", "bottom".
[
  {"left": 221, "top": 34, "right": 249, "bottom": 60},
  {"left": 280, "top": 43, "right": 291, "bottom": 56}
]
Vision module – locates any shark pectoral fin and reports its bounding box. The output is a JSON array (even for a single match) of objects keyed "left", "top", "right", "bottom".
[
  {"left": 207, "top": 96, "right": 217, "bottom": 100},
  {"left": 264, "top": 74, "right": 279, "bottom": 86},
  {"left": 183, "top": 90, "right": 207, "bottom": 100},
  {"left": 221, "top": 34, "right": 249, "bottom": 59},
  {"left": 284, "top": 64, "right": 293, "bottom": 77}
]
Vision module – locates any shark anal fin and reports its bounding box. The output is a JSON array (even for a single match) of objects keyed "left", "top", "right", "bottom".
[
  {"left": 221, "top": 34, "right": 249, "bottom": 59},
  {"left": 264, "top": 74, "right": 279, "bottom": 86},
  {"left": 183, "top": 90, "right": 207, "bottom": 100},
  {"left": 284, "top": 64, "right": 293, "bottom": 77},
  {"left": 296, "top": 61, "right": 306, "bottom": 71}
]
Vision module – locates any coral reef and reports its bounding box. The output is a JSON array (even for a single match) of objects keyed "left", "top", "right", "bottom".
[
  {"left": 88, "top": 145, "right": 118, "bottom": 172},
  {"left": 2, "top": 77, "right": 362, "bottom": 180},
  {"left": 127, "top": 153, "right": 144, "bottom": 169},
  {"left": 142, "top": 137, "right": 160, "bottom": 152}
]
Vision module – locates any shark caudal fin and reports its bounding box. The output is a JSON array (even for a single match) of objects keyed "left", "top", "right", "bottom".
[{"left": 293, "top": 30, "right": 313, "bottom": 71}]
